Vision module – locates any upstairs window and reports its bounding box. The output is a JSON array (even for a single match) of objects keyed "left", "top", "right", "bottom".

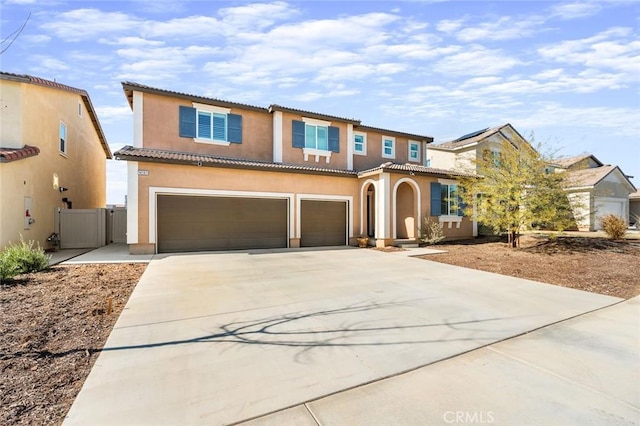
[
  {"left": 305, "top": 123, "right": 328, "bottom": 150},
  {"left": 198, "top": 111, "right": 227, "bottom": 141},
  {"left": 408, "top": 141, "right": 420, "bottom": 162},
  {"left": 482, "top": 149, "right": 501, "bottom": 166},
  {"left": 59, "top": 121, "right": 67, "bottom": 155},
  {"left": 382, "top": 136, "right": 395, "bottom": 159},
  {"left": 179, "top": 105, "right": 242, "bottom": 145},
  {"left": 292, "top": 119, "right": 340, "bottom": 153},
  {"left": 354, "top": 132, "right": 367, "bottom": 155}
]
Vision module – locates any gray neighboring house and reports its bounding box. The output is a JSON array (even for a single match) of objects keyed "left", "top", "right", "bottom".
[{"left": 557, "top": 154, "right": 636, "bottom": 231}]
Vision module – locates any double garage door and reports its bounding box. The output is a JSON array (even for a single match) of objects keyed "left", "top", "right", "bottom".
[{"left": 157, "top": 195, "right": 346, "bottom": 253}]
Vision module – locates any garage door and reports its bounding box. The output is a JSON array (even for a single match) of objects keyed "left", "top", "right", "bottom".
[
  {"left": 300, "top": 200, "right": 347, "bottom": 247},
  {"left": 594, "top": 199, "right": 624, "bottom": 230},
  {"left": 157, "top": 195, "right": 287, "bottom": 253}
]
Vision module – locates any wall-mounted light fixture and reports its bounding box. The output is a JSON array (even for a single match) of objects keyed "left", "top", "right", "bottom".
[{"left": 59, "top": 187, "right": 68, "bottom": 192}]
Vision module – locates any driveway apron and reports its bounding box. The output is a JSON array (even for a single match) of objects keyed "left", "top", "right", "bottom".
[{"left": 63, "top": 247, "right": 621, "bottom": 425}]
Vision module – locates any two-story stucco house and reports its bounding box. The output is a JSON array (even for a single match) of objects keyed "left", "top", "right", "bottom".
[
  {"left": 114, "top": 82, "right": 474, "bottom": 254},
  {"left": 428, "top": 124, "right": 637, "bottom": 232},
  {"left": 0, "top": 72, "right": 112, "bottom": 249},
  {"left": 426, "top": 124, "right": 529, "bottom": 174}
]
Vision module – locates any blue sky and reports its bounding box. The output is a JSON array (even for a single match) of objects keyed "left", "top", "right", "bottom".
[{"left": 2, "top": 0, "right": 639, "bottom": 204}]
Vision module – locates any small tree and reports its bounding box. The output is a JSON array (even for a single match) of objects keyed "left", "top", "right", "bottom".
[{"left": 458, "top": 139, "right": 576, "bottom": 248}]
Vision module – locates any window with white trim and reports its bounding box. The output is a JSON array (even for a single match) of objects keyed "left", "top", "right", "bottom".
[
  {"left": 59, "top": 121, "right": 67, "bottom": 155},
  {"left": 382, "top": 136, "right": 395, "bottom": 159},
  {"left": 178, "top": 104, "right": 242, "bottom": 145},
  {"left": 408, "top": 141, "right": 420, "bottom": 162},
  {"left": 197, "top": 110, "right": 227, "bottom": 141},
  {"left": 305, "top": 123, "right": 329, "bottom": 150},
  {"left": 354, "top": 132, "right": 367, "bottom": 155},
  {"left": 440, "top": 184, "right": 459, "bottom": 216}
]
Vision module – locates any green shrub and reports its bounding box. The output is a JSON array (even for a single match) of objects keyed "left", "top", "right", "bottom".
[
  {"left": 0, "top": 237, "right": 50, "bottom": 283},
  {"left": 600, "top": 214, "right": 626, "bottom": 240},
  {"left": 419, "top": 216, "right": 445, "bottom": 245}
]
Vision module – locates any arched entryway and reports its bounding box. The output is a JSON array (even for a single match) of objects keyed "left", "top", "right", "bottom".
[
  {"left": 393, "top": 178, "right": 420, "bottom": 240},
  {"left": 363, "top": 182, "right": 376, "bottom": 237}
]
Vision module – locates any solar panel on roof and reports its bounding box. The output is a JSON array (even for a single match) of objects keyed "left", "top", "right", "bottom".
[{"left": 454, "top": 127, "right": 490, "bottom": 142}]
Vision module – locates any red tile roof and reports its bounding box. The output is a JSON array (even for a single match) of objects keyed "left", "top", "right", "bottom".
[
  {"left": 114, "top": 146, "right": 358, "bottom": 176},
  {"left": 114, "top": 146, "right": 472, "bottom": 179},
  {"left": 0, "top": 145, "right": 40, "bottom": 163}
]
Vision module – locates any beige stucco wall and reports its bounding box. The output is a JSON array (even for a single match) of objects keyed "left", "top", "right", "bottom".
[
  {"left": 352, "top": 131, "right": 422, "bottom": 171},
  {"left": 426, "top": 148, "right": 455, "bottom": 170},
  {"left": 141, "top": 93, "right": 273, "bottom": 161},
  {"left": 0, "top": 80, "right": 108, "bottom": 249},
  {"left": 280, "top": 112, "right": 349, "bottom": 169},
  {"left": 129, "top": 162, "right": 475, "bottom": 253},
  {"left": 131, "top": 162, "right": 360, "bottom": 252},
  {"left": 0, "top": 82, "right": 23, "bottom": 149}
]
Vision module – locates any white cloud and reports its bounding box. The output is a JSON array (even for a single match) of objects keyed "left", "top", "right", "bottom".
[
  {"left": 217, "top": 1, "right": 297, "bottom": 30},
  {"left": 551, "top": 2, "right": 602, "bottom": 19},
  {"left": 433, "top": 46, "right": 523, "bottom": 76},
  {"left": 436, "top": 19, "right": 464, "bottom": 33},
  {"left": 21, "top": 34, "right": 51, "bottom": 45},
  {"left": 41, "top": 9, "right": 139, "bottom": 41},
  {"left": 29, "top": 55, "right": 69, "bottom": 71},
  {"left": 514, "top": 103, "right": 640, "bottom": 137},
  {"left": 95, "top": 105, "right": 132, "bottom": 123},
  {"left": 538, "top": 27, "right": 640, "bottom": 79},
  {"left": 455, "top": 15, "right": 546, "bottom": 42},
  {"left": 99, "top": 37, "right": 165, "bottom": 47}
]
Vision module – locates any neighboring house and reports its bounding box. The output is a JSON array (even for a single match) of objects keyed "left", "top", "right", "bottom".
[
  {"left": 114, "top": 82, "right": 475, "bottom": 254},
  {"left": 630, "top": 190, "right": 640, "bottom": 227},
  {"left": 426, "top": 123, "right": 529, "bottom": 174},
  {"left": 557, "top": 154, "right": 636, "bottom": 231},
  {"left": 0, "top": 72, "right": 112, "bottom": 249},
  {"left": 429, "top": 125, "right": 637, "bottom": 232}
]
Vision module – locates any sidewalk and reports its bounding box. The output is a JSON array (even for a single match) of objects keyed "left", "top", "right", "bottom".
[{"left": 48, "top": 244, "right": 153, "bottom": 265}]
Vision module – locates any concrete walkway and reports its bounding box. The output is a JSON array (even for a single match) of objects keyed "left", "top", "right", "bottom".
[
  {"left": 63, "top": 248, "right": 637, "bottom": 425},
  {"left": 48, "top": 243, "right": 153, "bottom": 265}
]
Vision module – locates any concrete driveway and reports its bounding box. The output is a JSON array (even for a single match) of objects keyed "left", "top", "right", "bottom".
[{"left": 64, "top": 247, "right": 632, "bottom": 425}]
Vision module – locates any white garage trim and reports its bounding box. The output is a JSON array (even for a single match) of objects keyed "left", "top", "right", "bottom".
[
  {"left": 148, "top": 187, "right": 294, "bottom": 248},
  {"left": 296, "top": 194, "right": 353, "bottom": 240}
]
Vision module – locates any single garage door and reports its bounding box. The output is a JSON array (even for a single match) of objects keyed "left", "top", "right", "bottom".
[
  {"left": 300, "top": 200, "right": 347, "bottom": 247},
  {"left": 157, "top": 195, "right": 288, "bottom": 253},
  {"left": 594, "top": 199, "right": 625, "bottom": 230}
]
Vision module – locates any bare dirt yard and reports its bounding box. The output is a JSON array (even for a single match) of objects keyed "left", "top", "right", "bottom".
[
  {"left": 1, "top": 263, "right": 146, "bottom": 426},
  {"left": 2, "top": 234, "right": 639, "bottom": 425},
  {"left": 423, "top": 235, "right": 640, "bottom": 299}
]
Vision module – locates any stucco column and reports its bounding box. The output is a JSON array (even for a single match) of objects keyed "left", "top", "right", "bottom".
[
  {"left": 347, "top": 123, "right": 354, "bottom": 171},
  {"left": 273, "top": 111, "right": 283, "bottom": 162},
  {"left": 126, "top": 161, "right": 138, "bottom": 245},
  {"left": 375, "top": 172, "right": 393, "bottom": 247}
]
